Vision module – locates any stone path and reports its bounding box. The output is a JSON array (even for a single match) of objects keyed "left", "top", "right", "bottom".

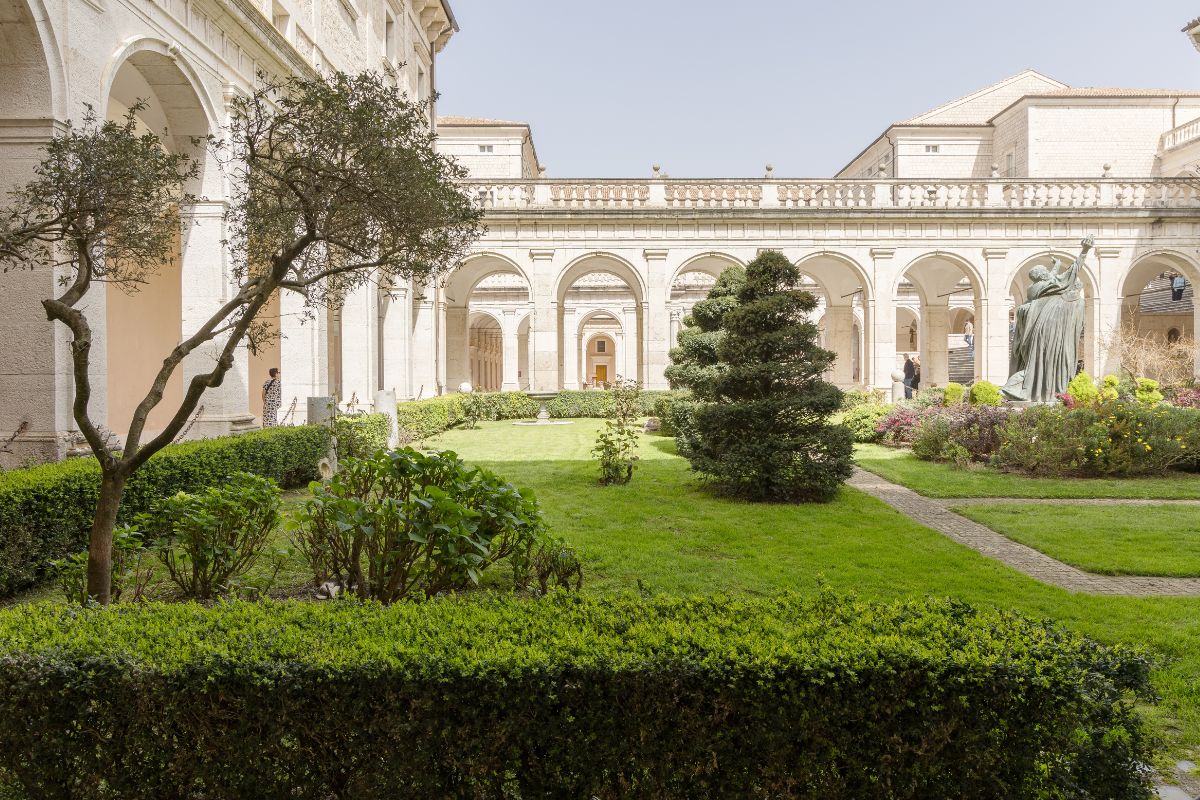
[
  {"left": 948, "top": 497, "right": 1200, "bottom": 507},
  {"left": 848, "top": 468, "right": 1200, "bottom": 597}
]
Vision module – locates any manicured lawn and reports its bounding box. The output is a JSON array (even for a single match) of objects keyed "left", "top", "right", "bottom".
[
  {"left": 428, "top": 421, "right": 1200, "bottom": 763},
  {"left": 855, "top": 442, "right": 1200, "bottom": 499},
  {"left": 954, "top": 503, "right": 1200, "bottom": 577}
]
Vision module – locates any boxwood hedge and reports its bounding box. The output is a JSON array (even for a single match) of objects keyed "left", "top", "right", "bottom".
[
  {"left": 0, "top": 593, "right": 1153, "bottom": 799},
  {"left": 332, "top": 412, "right": 393, "bottom": 459},
  {"left": 396, "top": 390, "right": 682, "bottom": 440},
  {"left": 0, "top": 425, "right": 329, "bottom": 597}
]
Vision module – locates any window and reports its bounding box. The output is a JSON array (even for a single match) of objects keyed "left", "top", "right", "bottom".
[
  {"left": 1005, "top": 152, "right": 1015, "bottom": 177},
  {"left": 416, "top": 66, "right": 426, "bottom": 101},
  {"left": 271, "top": 0, "right": 291, "bottom": 37},
  {"left": 385, "top": 12, "right": 397, "bottom": 63},
  {"left": 478, "top": 144, "right": 494, "bottom": 154},
  {"left": 596, "top": 340, "right": 606, "bottom": 353},
  {"left": 924, "top": 144, "right": 940, "bottom": 154}
]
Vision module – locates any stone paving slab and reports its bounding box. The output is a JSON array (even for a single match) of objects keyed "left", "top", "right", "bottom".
[{"left": 847, "top": 468, "right": 1200, "bottom": 597}]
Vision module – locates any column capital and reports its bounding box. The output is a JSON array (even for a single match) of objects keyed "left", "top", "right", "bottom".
[
  {"left": 981, "top": 247, "right": 1008, "bottom": 261},
  {"left": 528, "top": 248, "right": 555, "bottom": 262},
  {"left": 869, "top": 247, "right": 895, "bottom": 260},
  {"left": 643, "top": 248, "right": 669, "bottom": 262}
]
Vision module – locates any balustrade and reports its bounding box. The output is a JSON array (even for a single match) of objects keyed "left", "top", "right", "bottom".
[
  {"left": 459, "top": 178, "right": 1200, "bottom": 212},
  {"left": 1160, "top": 118, "right": 1200, "bottom": 151}
]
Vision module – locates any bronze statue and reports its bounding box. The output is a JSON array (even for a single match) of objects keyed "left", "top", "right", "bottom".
[{"left": 1001, "top": 235, "right": 1092, "bottom": 403}]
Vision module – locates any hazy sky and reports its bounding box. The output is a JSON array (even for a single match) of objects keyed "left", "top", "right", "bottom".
[{"left": 436, "top": 1, "right": 1200, "bottom": 178}]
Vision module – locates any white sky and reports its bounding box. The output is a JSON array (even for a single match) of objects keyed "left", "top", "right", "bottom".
[{"left": 436, "top": 0, "right": 1200, "bottom": 178}]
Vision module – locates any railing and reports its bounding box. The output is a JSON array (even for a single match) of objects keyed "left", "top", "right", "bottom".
[
  {"left": 463, "top": 178, "right": 1200, "bottom": 211},
  {"left": 1160, "top": 118, "right": 1200, "bottom": 151}
]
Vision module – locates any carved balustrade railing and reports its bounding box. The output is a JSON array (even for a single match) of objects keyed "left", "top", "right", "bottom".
[
  {"left": 1160, "top": 118, "right": 1200, "bottom": 152},
  {"left": 461, "top": 178, "right": 1200, "bottom": 211}
]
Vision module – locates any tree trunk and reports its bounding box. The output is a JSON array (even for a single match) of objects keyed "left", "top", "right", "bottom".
[{"left": 86, "top": 470, "right": 128, "bottom": 604}]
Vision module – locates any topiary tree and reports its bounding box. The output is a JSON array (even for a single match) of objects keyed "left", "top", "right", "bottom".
[
  {"left": 968, "top": 380, "right": 1004, "bottom": 406},
  {"left": 665, "top": 250, "right": 853, "bottom": 502}
]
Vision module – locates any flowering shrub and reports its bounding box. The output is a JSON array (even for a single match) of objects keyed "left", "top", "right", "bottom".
[
  {"left": 875, "top": 404, "right": 933, "bottom": 445},
  {"left": 994, "top": 401, "right": 1200, "bottom": 477},
  {"left": 1170, "top": 386, "right": 1200, "bottom": 409}
]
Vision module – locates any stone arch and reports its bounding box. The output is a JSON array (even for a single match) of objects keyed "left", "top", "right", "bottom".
[
  {"left": 0, "top": 0, "right": 65, "bottom": 122},
  {"left": 797, "top": 252, "right": 872, "bottom": 387},
  {"left": 103, "top": 40, "right": 219, "bottom": 437},
  {"left": 468, "top": 311, "right": 503, "bottom": 391},
  {"left": 578, "top": 310, "right": 623, "bottom": 388},
  {"left": 557, "top": 253, "right": 645, "bottom": 388},
  {"left": 443, "top": 253, "right": 531, "bottom": 393},
  {"left": 896, "top": 251, "right": 985, "bottom": 387},
  {"left": 670, "top": 251, "right": 745, "bottom": 286},
  {"left": 1008, "top": 251, "right": 1100, "bottom": 377},
  {"left": 1116, "top": 249, "right": 1200, "bottom": 379}
]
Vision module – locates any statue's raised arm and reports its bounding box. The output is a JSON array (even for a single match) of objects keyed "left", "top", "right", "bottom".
[{"left": 1063, "top": 235, "right": 1093, "bottom": 285}]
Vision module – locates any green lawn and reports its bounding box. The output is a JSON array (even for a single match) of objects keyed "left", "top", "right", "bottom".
[
  {"left": 954, "top": 503, "right": 1200, "bottom": 577},
  {"left": 427, "top": 421, "right": 1200, "bottom": 763},
  {"left": 855, "top": 442, "right": 1200, "bottom": 499}
]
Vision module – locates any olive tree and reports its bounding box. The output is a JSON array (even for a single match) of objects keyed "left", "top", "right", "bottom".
[{"left": 0, "top": 71, "right": 483, "bottom": 602}]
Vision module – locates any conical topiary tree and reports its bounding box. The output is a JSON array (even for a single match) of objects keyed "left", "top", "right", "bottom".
[{"left": 665, "top": 250, "right": 852, "bottom": 502}]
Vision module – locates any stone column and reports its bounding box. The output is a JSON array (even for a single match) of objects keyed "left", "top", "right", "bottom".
[
  {"left": 622, "top": 305, "right": 639, "bottom": 384},
  {"left": 921, "top": 304, "right": 950, "bottom": 388},
  {"left": 339, "top": 280, "right": 377, "bottom": 409},
  {"left": 1094, "top": 246, "right": 1124, "bottom": 376},
  {"left": 825, "top": 305, "right": 855, "bottom": 387},
  {"left": 444, "top": 305, "right": 469, "bottom": 391},
  {"left": 410, "top": 284, "right": 437, "bottom": 398},
  {"left": 279, "top": 290, "right": 329, "bottom": 425},
  {"left": 178, "top": 201, "right": 256, "bottom": 437},
  {"left": 981, "top": 248, "right": 1010, "bottom": 386},
  {"left": 561, "top": 306, "right": 580, "bottom": 390},
  {"left": 643, "top": 249, "right": 670, "bottom": 389},
  {"left": 869, "top": 248, "right": 897, "bottom": 390},
  {"left": 501, "top": 309, "right": 519, "bottom": 391},
  {"left": 381, "top": 285, "right": 410, "bottom": 397},
  {"left": 669, "top": 308, "right": 682, "bottom": 351},
  {"left": 528, "top": 248, "right": 559, "bottom": 392}
]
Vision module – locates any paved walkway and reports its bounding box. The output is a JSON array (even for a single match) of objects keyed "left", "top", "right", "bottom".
[{"left": 848, "top": 468, "right": 1200, "bottom": 597}]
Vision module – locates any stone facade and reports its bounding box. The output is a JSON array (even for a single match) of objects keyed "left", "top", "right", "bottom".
[{"left": 1, "top": 6, "right": 1198, "bottom": 467}]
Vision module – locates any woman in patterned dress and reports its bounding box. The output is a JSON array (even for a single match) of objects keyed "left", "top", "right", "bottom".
[{"left": 262, "top": 368, "right": 282, "bottom": 428}]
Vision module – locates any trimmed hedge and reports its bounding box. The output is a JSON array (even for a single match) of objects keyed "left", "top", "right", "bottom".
[
  {"left": 0, "top": 593, "right": 1152, "bottom": 799},
  {"left": 333, "top": 412, "right": 393, "bottom": 459},
  {"left": 0, "top": 426, "right": 329, "bottom": 597},
  {"left": 396, "top": 390, "right": 684, "bottom": 440}
]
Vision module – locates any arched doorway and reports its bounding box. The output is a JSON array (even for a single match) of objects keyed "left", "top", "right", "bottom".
[
  {"left": 469, "top": 312, "right": 503, "bottom": 391},
  {"left": 897, "top": 253, "right": 983, "bottom": 388},
  {"left": 103, "top": 46, "right": 212, "bottom": 436},
  {"left": 1116, "top": 252, "right": 1199, "bottom": 382},
  {"left": 796, "top": 252, "right": 870, "bottom": 388},
  {"left": 557, "top": 254, "right": 645, "bottom": 389},
  {"left": 442, "top": 254, "right": 531, "bottom": 392}
]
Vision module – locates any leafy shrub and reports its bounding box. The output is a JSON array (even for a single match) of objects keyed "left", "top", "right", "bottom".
[
  {"left": 0, "top": 425, "right": 329, "bottom": 597},
  {"left": 1135, "top": 378, "right": 1163, "bottom": 407},
  {"left": 651, "top": 392, "right": 687, "bottom": 436},
  {"left": 1100, "top": 374, "right": 1121, "bottom": 402},
  {"left": 943, "top": 382, "right": 965, "bottom": 405},
  {"left": 1066, "top": 372, "right": 1100, "bottom": 408},
  {"left": 49, "top": 525, "right": 153, "bottom": 606},
  {"left": 969, "top": 380, "right": 1003, "bottom": 406},
  {"left": 394, "top": 395, "right": 468, "bottom": 439},
  {"left": 137, "top": 472, "right": 282, "bottom": 600},
  {"left": 293, "top": 448, "right": 551, "bottom": 602},
  {"left": 593, "top": 379, "right": 641, "bottom": 485},
  {"left": 840, "top": 403, "right": 892, "bottom": 443},
  {"left": 914, "top": 386, "right": 947, "bottom": 408},
  {"left": 910, "top": 405, "right": 1013, "bottom": 464},
  {"left": 0, "top": 593, "right": 1154, "bottom": 800},
  {"left": 840, "top": 388, "right": 885, "bottom": 410},
  {"left": 333, "top": 412, "right": 392, "bottom": 459}
]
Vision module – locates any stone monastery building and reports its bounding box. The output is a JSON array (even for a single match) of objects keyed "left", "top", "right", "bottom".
[{"left": 1, "top": 0, "right": 1199, "bottom": 464}]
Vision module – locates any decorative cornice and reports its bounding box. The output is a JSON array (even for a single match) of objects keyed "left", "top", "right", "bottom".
[
  {"left": 1095, "top": 247, "right": 1122, "bottom": 258},
  {"left": 869, "top": 248, "right": 895, "bottom": 259},
  {"left": 528, "top": 248, "right": 555, "bottom": 261},
  {"left": 217, "top": 0, "right": 319, "bottom": 79},
  {"left": 982, "top": 248, "right": 1009, "bottom": 260},
  {"left": 643, "top": 248, "right": 669, "bottom": 261}
]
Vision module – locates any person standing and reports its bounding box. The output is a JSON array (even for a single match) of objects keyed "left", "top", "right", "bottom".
[
  {"left": 911, "top": 355, "right": 922, "bottom": 396},
  {"left": 902, "top": 354, "right": 914, "bottom": 400},
  {"left": 1172, "top": 273, "right": 1187, "bottom": 302},
  {"left": 963, "top": 319, "right": 974, "bottom": 352},
  {"left": 262, "top": 367, "right": 282, "bottom": 428}
]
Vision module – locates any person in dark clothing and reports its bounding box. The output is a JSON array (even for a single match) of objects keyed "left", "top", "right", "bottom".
[
  {"left": 903, "top": 354, "right": 914, "bottom": 400},
  {"left": 1171, "top": 273, "right": 1187, "bottom": 302},
  {"left": 911, "top": 355, "right": 922, "bottom": 396}
]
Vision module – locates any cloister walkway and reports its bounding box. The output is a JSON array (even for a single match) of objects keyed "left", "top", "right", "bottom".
[{"left": 848, "top": 467, "right": 1200, "bottom": 597}]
